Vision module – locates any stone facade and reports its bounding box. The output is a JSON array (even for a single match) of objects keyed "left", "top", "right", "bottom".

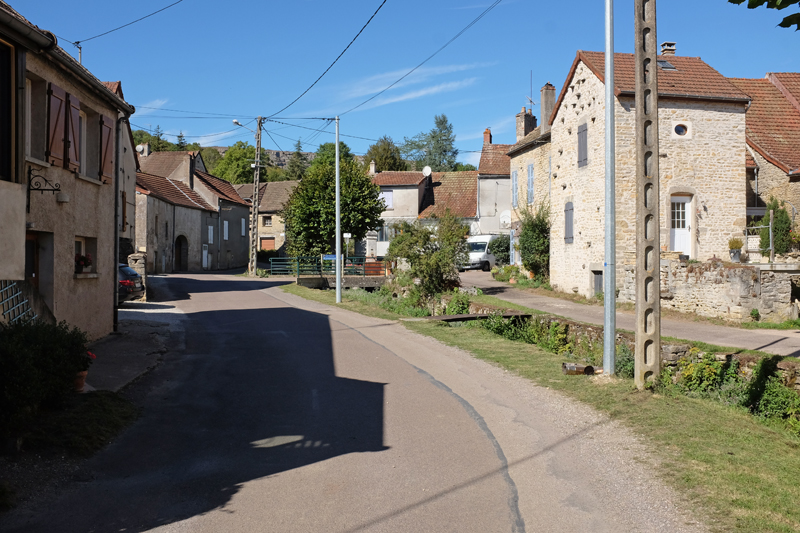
[
  {"left": 549, "top": 60, "right": 747, "bottom": 298},
  {"left": 749, "top": 149, "right": 800, "bottom": 217}
]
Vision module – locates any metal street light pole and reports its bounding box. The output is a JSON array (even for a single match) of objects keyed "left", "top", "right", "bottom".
[
  {"left": 335, "top": 116, "right": 342, "bottom": 303},
  {"left": 603, "top": 0, "right": 617, "bottom": 375}
]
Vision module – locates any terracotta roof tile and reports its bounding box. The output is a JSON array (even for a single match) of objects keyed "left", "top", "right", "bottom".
[
  {"left": 138, "top": 151, "right": 197, "bottom": 178},
  {"left": 551, "top": 51, "right": 750, "bottom": 124},
  {"left": 136, "top": 172, "right": 214, "bottom": 211},
  {"left": 746, "top": 151, "right": 757, "bottom": 169},
  {"left": 768, "top": 73, "right": 800, "bottom": 113},
  {"left": 507, "top": 127, "right": 550, "bottom": 156},
  {"left": 478, "top": 144, "right": 513, "bottom": 175},
  {"left": 372, "top": 171, "right": 427, "bottom": 186},
  {"left": 729, "top": 77, "right": 800, "bottom": 175},
  {"left": 260, "top": 180, "right": 299, "bottom": 213},
  {"left": 419, "top": 171, "right": 478, "bottom": 219},
  {"left": 194, "top": 170, "right": 249, "bottom": 206}
]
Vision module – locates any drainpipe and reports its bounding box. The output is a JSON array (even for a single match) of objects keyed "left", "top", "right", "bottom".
[
  {"left": 746, "top": 145, "right": 760, "bottom": 206},
  {"left": 112, "top": 115, "right": 124, "bottom": 332},
  {"left": 218, "top": 199, "right": 222, "bottom": 270}
]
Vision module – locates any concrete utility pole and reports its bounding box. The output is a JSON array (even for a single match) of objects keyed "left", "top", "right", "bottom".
[
  {"left": 603, "top": 0, "right": 616, "bottom": 375},
  {"left": 335, "top": 117, "right": 342, "bottom": 303},
  {"left": 634, "top": 0, "right": 661, "bottom": 389},
  {"left": 248, "top": 116, "right": 264, "bottom": 277}
]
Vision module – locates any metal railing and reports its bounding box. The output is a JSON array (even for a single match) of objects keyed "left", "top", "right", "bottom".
[
  {"left": 269, "top": 256, "right": 390, "bottom": 277},
  {"left": 0, "top": 280, "right": 37, "bottom": 324}
]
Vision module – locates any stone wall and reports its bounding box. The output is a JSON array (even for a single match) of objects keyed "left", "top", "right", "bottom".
[{"left": 618, "top": 255, "right": 798, "bottom": 322}]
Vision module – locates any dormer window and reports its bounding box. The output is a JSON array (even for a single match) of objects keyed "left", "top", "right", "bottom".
[{"left": 657, "top": 60, "right": 677, "bottom": 71}]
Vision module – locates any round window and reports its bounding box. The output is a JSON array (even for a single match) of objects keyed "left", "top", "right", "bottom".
[{"left": 674, "top": 124, "right": 688, "bottom": 136}]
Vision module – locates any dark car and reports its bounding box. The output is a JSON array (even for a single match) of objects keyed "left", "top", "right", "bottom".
[{"left": 118, "top": 264, "right": 144, "bottom": 304}]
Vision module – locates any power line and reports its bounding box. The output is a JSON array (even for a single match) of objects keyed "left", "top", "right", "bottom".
[
  {"left": 266, "top": 0, "right": 389, "bottom": 118},
  {"left": 75, "top": 0, "right": 185, "bottom": 44},
  {"left": 341, "top": 0, "right": 503, "bottom": 115},
  {"left": 262, "top": 129, "right": 283, "bottom": 152},
  {"left": 267, "top": 119, "right": 378, "bottom": 142},
  {"left": 130, "top": 123, "right": 245, "bottom": 139},
  {"left": 133, "top": 105, "right": 242, "bottom": 117}
]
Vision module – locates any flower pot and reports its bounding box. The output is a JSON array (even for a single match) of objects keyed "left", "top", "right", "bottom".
[
  {"left": 75, "top": 370, "right": 88, "bottom": 392},
  {"left": 729, "top": 249, "right": 741, "bottom": 263},
  {"left": 509, "top": 278, "right": 518, "bottom": 284}
]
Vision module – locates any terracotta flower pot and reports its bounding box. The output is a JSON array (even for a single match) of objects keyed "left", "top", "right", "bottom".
[{"left": 75, "top": 370, "right": 88, "bottom": 393}]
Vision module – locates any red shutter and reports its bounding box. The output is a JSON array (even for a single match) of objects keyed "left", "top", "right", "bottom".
[
  {"left": 99, "top": 115, "right": 113, "bottom": 183},
  {"left": 46, "top": 84, "right": 66, "bottom": 167},
  {"left": 65, "top": 93, "right": 80, "bottom": 172}
]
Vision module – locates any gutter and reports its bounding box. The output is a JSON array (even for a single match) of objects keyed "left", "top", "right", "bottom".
[
  {"left": 112, "top": 114, "right": 125, "bottom": 332},
  {"left": 0, "top": 10, "right": 55, "bottom": 51}
]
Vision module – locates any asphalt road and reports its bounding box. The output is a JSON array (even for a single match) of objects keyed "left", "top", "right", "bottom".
[{"left": 2, "top": 274, "right": 705, "bottom": 532}]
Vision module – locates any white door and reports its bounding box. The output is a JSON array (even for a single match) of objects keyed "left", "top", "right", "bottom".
[
  {"left": 670, "top": 196, "right": 691, "bottom": 255},
  {"left": 202, "top": 244, "right": 208, "bottom": 270}
]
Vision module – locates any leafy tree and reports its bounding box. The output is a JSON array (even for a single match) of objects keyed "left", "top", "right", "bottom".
[
  {"left": 400, "top": 114, "right": 459, "bottom": 172},
  {"left": 176, "top": 131, "right": 187, "bottom": 150},
  {"left": 200, "top": 147, "right": 222, "bottom": 174},
  {"left": 212, "top": 141, "right": 272, "bottom": 184},
  {"left": 454, "top": 162, "right": 477, "bottom": 171},
  {"left": 386, "top": 209, "right": 468, "bottom": 297},
  {"left": 185, "top": 142, "right": 202, "bottom": 151},
  {"left": 759, "top": 197, "right": 792, "bottom": 255},
  {"left": 364, "top": 135, "right": 406, "bottom": 172},
  {"left": 285, "top": 140, "right": 310, "bottom": 180},
  {"left": 282, "top": 158, "right": 384, "bottom": 256},
  {"left": 132, "top": 129, "right": 152, "bottom": 147},
  {"left": 265, "top": 166, "right": 288, "bottom": 182},
  {"left": 309, "top": 141, "right": 355, "bottom": 170},
  {"left": 518, "top": 203, "right": 551, "bottom": 278},
  {"left": 729, "top": 0, "right": 800, "bottom": 30},
  {"left": 488, "top": 234, "right": 510, "bottom": 266}
]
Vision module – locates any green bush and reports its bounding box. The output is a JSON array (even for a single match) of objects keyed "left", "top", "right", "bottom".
[
  {"left": 750, "top": 308, "right": 760, "bottom": 321},
  {"left": 518, "top": 204, "right": 550, "bottom": 278},
  {"left": 488, "top": 234, "right": 510, "bottom": 266},
  {"left": 445, "top": 292, "right": 471, "bottom": 315},
  {"left": 759, "top": 197, "right": 792, "bottom": 255},
  {"left": 615, "top": 345, "right": 635, "bottom": 379},
  {"left": 757, "top": 376, "right": 800, "bottom": 420},
  {"left": 0, "top": 320, "right": 90, "bottom": 437}
]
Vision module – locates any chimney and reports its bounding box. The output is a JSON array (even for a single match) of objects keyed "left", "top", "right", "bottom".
[
  {"left": 483, "top": 127, "right": 492, "bottom": 145},
  {"left": 540, "top": 82, "right": 556, "bottom": 134},
  {"left": 369, "top": 159, "right": 376, "bottom": 176},
  {"left": 515, "top": 107, "right": 536, "bottom": 142},
  {"left": 661, "top": 41, "right": 676, "bottom": 56}
]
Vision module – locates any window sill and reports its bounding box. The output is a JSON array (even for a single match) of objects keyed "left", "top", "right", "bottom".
[
  {"left": 74, "top": 273, "right": 98, "bottom": 279},
  {"left": 75, "top": 173, "right": 102, "bottom": 186},
  {"left": 25, "top": 156, "right": 51, "bottom": 168}
]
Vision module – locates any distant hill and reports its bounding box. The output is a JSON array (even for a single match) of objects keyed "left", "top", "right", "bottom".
[{"left": 209, "top": 147, "right": 364, "bottom": 169}]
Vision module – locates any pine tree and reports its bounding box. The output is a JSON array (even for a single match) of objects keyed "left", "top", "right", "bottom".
[
  {"left": 364, "top": 136, "right": 406, "bottom": 172},
  {"left": 285, "top": 139, "right": 309, "bottom": 180},
  {"left": 176, "top": 131, "right": 187, "bottom": 150}
]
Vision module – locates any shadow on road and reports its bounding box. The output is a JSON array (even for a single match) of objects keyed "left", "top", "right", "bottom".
[{"left": 2, "top": 277, "right": 386, "bottom": 533}]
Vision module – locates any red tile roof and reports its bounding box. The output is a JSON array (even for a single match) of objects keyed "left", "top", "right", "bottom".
[
  {"left": 194, "top": 170, "right": 249, "bottom": 206},
  {"left": 551, "top": 51, "right": 750, "bottom": 125},
  {"left": 478, "top": 143, "right": 513, "bottom": 175},
  {"left": 419, "top": 171, "right": 478, "bottom": 219},
  {"left": 729, "top": 77, "right": 800, "bottom": 176},
  {"left": 768, "top": 73, "right": 800, "bottom": 113},
  {"left": 372, "top": 171, "right": 427, "bottom": 186},
  {"left": 138, "top": 151, "right": 197, "bottom": 178},
  {"left": 507, "top": 126, "right": 549, "bottom": 156},
  {"left": 136, "top": 172, "right": 214, "bottom": 211}
]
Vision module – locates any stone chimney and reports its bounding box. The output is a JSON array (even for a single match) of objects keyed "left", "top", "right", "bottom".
[
  {"left": 483, "top": 127, "right": 493, "bottom": 145},
  {"left": 369, "top": 159, "right": 376, "bottom": 176},
  {"left": 661, "top": 41, "right": 676, "bottom": 56},
  {"left": 515, "top": 107, "right": 536, "bottom": 142},
  {"left": 540, "top": 82, "right": 556, "bottom": 135}
]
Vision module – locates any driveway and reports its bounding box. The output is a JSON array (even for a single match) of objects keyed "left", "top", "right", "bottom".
[
  {"left": 2, "top": 273, "right": 705, "bottom": 532},
  {"left": 461, "top": 270, "right": 800, "bottom": 357}
]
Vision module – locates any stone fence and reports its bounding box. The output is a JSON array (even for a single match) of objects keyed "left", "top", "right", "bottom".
[{"left": 618, "top": 252, "right": 799, "bottom": 323}]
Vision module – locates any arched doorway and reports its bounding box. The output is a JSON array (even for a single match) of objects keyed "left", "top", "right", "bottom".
[{"left": 174, "top": 235, "right": 189, "bottom": 271}]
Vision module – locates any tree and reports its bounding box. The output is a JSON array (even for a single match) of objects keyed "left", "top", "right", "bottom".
[
  {"left": 285, "top": 140, "right": 310, "bottom": 180},
  {"left": 454, "top": 162, "right": 477, "bottom": 171},
  {"left": 759, "top": 197, "right": 792, "bottom": 255},
  {"left": 364, "top": 136, "right": 406, "bottom": 172},
  {"left": 728, "top": 0, "right": 800, "bottom": 30},
  {"left": 386, "top": 209, "right": 468, "bottom": 297},
  {"left": 265, "top": 166, "right": 288, "bottom": 182},
  {"left": 400, "top": 114, "right": 459, "bottom": 172},
  {"left": 185, "top": 142, "right": 202, "bottom": 151},
  {"left": 282, "top": 158, "right": 384, "bottom": 256},
  {"left": 309, "top": 141, "right": 355, "bottom": 170},
  {"left": 150, "top": 125, "right": 172, "bottom": 152},
  {"left": 211, "top": 141, "right": 271, "bottom": 184},
  {"left": 518, "top": 203, "right": 551, "bottom": 278},
  {"left": 176, "top": 131, "right": 187, "bottom": 150},
  {"left": 200, "top": 147, "right": 222, "bottom": 174},
  {"left": 488, "top": 234, "right": 510, "bottom": 266}
]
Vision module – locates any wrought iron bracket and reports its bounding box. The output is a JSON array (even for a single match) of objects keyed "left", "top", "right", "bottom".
[{"left": 27, "top": 166, "right": 61, "bottom": 213}]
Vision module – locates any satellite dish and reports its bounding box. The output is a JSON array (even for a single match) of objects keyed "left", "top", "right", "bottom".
[
  {"left": 422, "top": 166, "right": 432, "bottom": 177},
  {"left": 135, "top": 145, "right": 144, "bottom": 154}
]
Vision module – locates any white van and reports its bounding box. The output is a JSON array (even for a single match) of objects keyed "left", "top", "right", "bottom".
[{"left": 463, "top": 234, "right": 501, "bottom": 271}]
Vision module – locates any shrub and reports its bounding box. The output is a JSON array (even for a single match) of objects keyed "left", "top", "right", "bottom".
[
  {"left": 615, "top": 345, "right": 635, "bottom": 379},
  {"left": 759, "top": 197, "right": 792, "bottom": 255},
  {"left": 750, "top": 308, "right": 760, "bottom": 321},
  {"left": 728, "top": 236, "right": 744, "bottom": 250},
  {"left": 445, "top": 292, "right": 470, "bottom": 315},
  {"left": 518, "top": 204, "right": 550, "bottom": 278},
  {"left": 488, "top": 234, "right": 510, "bottom": 266},
  {"left": 757, "top": 376, "right": 800, "bottom": 420}
]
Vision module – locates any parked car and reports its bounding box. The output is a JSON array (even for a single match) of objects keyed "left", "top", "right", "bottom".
[
  {"left": 118, "top": 264, "right": 144, "bottom": 304},
  {"left": 461, "top": 234, "right": 500, "bottom": 271}
]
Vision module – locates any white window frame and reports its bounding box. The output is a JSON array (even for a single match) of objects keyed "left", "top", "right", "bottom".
[
  {"left": 511, "top": 171, "right": 518, "bottom": 208},
  {"left": 527, "top": 164, "right": 534, "bottom": 204},
  {"left": 208, "top": 225, "right": 214, "bottom": 244},
  {"left": 263, "top": 215, "right": 273, "bottom": 227}
]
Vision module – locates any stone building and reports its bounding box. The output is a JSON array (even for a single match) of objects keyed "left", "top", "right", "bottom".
[
  {"left": 137, "top": 151, "right": 250, "bottom": 271},
  {"left": 548, "top": 46, "right": 750, "bottom": 298},
  {"left": 234, "top": 180, "right": 298, "bottom": 253},
  {"left": 0, "top": 3, "right": 137, "bottom": 339},
  {"left": 728, "top": 74, "right": 800, "bottom": 221},
  {"left": 475, "top": 128, "right": 512, "bottom": 235},
  {"left": 363, "top": 171, "right": 430, "bottom": 257}
]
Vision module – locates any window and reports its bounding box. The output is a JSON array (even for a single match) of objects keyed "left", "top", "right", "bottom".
[
  {"left": 74, "top": 236, "right": 97, "bottom": 273},
  {"left": 527, "top": 164, "right": 534, "bottom": 204},
  {"left": 263, "top": 215, "right": 273, "bottom": 227},
  {"left": 379, "top": 190, "right": 393, "bottom": 210},
  {"left": 564, "top": 202, "right": 574, "bottom": 243},
  {"left": 25, "top": 76, "right": 47, "bottom": 162},
  {"left": 377, "top": 223, "right": 395, "bottom": 242},
  {"left": 208, "top": 225, "right": 214, "bottom": 244},
  {"left": 511, "top": 170, "right": 518, "bottom": 208},
  {"left": 0, "top": 39, "right": 14, "bottom": 182},
  {"left": 241, "top": 218, "right": 246, "bottom": 236},
  {"left": 577, "top": 124, "right": 588, "bottom": 167},
  {"left": 223, "top": 220, "right": 229, "bottom": 241}
]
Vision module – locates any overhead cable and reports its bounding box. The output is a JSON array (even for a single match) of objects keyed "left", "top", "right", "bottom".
[{"left": 75, "top": 0, "right": 185, "bottom": 44}]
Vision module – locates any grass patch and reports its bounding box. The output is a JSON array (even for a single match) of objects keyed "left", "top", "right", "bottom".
[
  {"left": 284, "top": 282, "right": 800, "bottom": 532},
  {"left": 740, "top": 318, "right": 800, "bottom": 331},
  {"left": 22, "top": 391, "right": 139, "bottom": 456}
]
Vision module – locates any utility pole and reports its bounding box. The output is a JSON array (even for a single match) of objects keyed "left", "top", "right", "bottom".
[
  {"left": 603, "top": 0, "right": 616, "bottom": 375},
  {"left": 634, "top": 0, "right": 661, "bottom": 389},
  {"left": 335, "top": 116, "right": 342, "bottom": 303},
  {"left": 249, "top": 116, "right": 264, "bottom": 277}
]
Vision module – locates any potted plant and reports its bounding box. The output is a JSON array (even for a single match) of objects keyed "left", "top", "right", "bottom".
[
  {"left": 728, "top": 236, "right": 744, "bottom": 263},
  {"left": 75, "top": 253, "right": 92, "bottom": 273},
  {"left": 75, "top": 350, "right": 96, "bottom": 393}
]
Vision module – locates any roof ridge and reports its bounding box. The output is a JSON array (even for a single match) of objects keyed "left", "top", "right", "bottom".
[{"left": 167, "top": 178, "right": 207, "bottom": 210}]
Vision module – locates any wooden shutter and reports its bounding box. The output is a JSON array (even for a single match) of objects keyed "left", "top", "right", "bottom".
[
  {"left": 577, "top": 124, "right": 588, "bottom": 167},
  {"left": 46, "top": 84, "right": 66, "bottom": 167},
  {"left": 121, "top": 190, "right": 127, "bottom": 230},
  {"left": 527, "top": 164, "right": 534, "bottom": 204},
  {"left": 511, "top": 170, "right": 518, "bottom": 208},
  {"left": 99, "top": 115, "right": 113, "bottom": 183},
  {"left": 565, "top": 202, "right": 574, "bottom": 243},
  {"left": 65, "top": 93, "right": 80, "bottom": 172}
]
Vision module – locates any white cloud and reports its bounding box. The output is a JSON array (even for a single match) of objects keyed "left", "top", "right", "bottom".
[
  {"left": 135, "top": 98, "right": 168, "bottom": 116},
  {"left": 342, "top": 63, "right": 494, "bottom": 99},
  {"left": 356, "top": 78, "right": 479, "bottom": 112},
  {"left": 462, "top": 151, "right": 481, "bottom": 167},
  {"left": 458, "top": 116, "right": 515, "bottom": 141}
]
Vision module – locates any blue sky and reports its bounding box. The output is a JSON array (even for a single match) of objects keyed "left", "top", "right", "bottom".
[{"left": 17, "top": 0, "right": 799, "bottom": 167}]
